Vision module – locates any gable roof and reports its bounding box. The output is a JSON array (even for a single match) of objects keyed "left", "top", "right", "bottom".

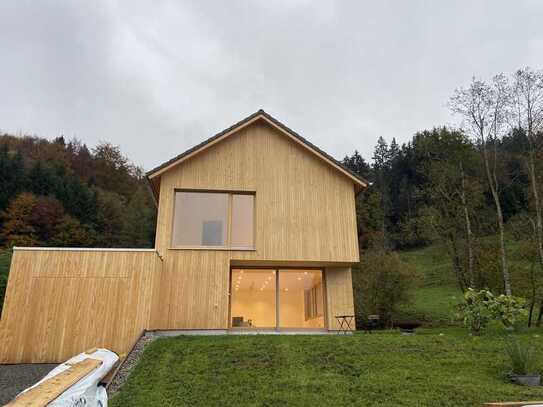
[{"left": 146, "top": 109, "right": 368, "bottom": 200}]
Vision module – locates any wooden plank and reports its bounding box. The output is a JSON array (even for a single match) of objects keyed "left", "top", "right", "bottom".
[
  {"left": 6, "top": 358, "right": 102, "bottom": 406},
  {"left": 484, "top": 402, "right": 543, "bottom": 407}
]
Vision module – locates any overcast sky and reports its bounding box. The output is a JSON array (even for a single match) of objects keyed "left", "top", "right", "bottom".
[{"left": 1, "top": 1, "right": 542, "bottom": 170}]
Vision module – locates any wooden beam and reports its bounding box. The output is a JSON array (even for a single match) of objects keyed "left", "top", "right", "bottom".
[
  {"left": 6, "top": 358, "right": 102, "bottom": 406},
  {"left": 484, "top": 402, "right": 543, "bottom": 406}
]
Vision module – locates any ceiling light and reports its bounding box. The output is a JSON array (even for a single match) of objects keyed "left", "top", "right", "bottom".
[
  {"left": 285, "top": 288, "right": 289, "bottom": 292},
  {"left": 297, "top": 277, "right": 302, "bottom": 281},
  {"left": 304, "top": 272, "right": 308, "bottom": 275}
]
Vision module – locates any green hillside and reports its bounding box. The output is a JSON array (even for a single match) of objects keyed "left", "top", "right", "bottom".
[
  {"left": 395, "top": 238, "right": 540, "bottom": 326},
  {"left": 396, "top": 244, "right": 463, "bottom": 325}
]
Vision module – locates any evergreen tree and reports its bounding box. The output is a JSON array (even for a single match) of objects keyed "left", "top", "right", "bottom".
[
  {"left": 121, "top": 187, "right": 156, "bottom": 247},
  {"left": 0, "top": 145, "right": 25, "bottom": 211},
  {"left": 372, "top": 137, "right": 391, "bottom": 248},
  {"left": 342, "top": 150, "right": 371, "bottom": 180}
]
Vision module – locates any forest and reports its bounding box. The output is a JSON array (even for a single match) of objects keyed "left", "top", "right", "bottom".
[
  {"left": 0, "top": 136, "right": 156, "bottom": 249},
  {"left": 0, "top": 67, "right": 542, "bottom": 326},
  {"left": 344, "top": 67, "right": 543, "bottom": 326}
]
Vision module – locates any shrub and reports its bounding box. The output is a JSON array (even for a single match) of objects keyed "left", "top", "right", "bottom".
[
  {"left": 505, "top": 337, "right": 540, "bottom": 376},
  {"left": 458, "top": 288, "right": 527, "bottom": 334},
  {"left": 352, "top": 249, "right": 418, "bottom": 325},
  {"left": 458, "top": 288, "right": 495, "bottom": 335},
  {"left": 491, "top": 294, "right": 527, "bottom": 328}
]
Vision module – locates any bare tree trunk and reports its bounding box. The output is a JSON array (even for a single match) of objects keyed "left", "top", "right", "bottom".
[
  {"left": 481, "top": 146, "right": 511, "bottom": 295},
  {"left": 459, "top": 162, "right": 475, "bottom": 288},
  {"left": 528, "top": 254, "right": 537, "bottom": 328},
  {"left": 527, "top": 152, "right": 543, "bottom": 272},
  {"left": 447, "top": 233, "right": 467, "bottom": 292},
  {"left": 537, "top": 299, "right": 543, "bottom": 327}
]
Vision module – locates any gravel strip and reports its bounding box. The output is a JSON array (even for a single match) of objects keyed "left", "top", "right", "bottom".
[
  {"left": 0, "top": 363, "right": 57, "bottom": 405},
  {"left": 107, "top": 331, "right": 157, "bottom": 396}
]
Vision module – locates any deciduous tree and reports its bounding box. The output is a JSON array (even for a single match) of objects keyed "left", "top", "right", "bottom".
[{"left": 450, "top": 75, "right": 513, "bottom": 295}]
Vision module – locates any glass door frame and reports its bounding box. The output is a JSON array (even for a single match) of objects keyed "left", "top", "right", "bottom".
[{"left": 228, "top": 266, "right": 328, "bottom": 331}]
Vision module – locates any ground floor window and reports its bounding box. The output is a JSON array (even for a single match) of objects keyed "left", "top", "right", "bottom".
[{"left": 230, "top": 268, "right": 325, "bottom": 329}]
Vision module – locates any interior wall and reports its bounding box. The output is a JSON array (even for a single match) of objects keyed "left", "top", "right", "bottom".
[
  {"left": 278, "top": 290, "right": 304, "bottom": 327},
  {"left": 230, "top": 289, "right": 276, "bottom": 327},
  {"left": 231, "top": 288, "right": 325, "bottom": 329}
]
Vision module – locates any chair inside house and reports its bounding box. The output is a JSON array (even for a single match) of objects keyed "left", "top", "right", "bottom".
[{"left": 231, "top": 316, "right": 252, "bottom": 327}]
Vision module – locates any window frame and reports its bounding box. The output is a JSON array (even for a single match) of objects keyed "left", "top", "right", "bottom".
[{"left": 170, "top": 188, "right": 256, "bottom": 251}]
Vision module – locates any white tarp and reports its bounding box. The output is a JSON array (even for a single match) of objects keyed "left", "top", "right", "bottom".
[{"left": 16, "top": 348, "right": 118, "bottom": 407}]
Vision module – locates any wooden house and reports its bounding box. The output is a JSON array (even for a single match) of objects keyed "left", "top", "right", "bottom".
[{"left": 0, "top": 110, "right": 366, "bottom": 363}]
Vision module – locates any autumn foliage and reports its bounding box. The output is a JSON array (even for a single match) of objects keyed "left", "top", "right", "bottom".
[{"left": 0, "top": 136, "right": 155, "bottom": 248}]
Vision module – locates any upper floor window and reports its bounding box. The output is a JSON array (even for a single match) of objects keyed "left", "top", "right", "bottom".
[{"left": 172, "top": 191, "right": 255, "bottom": 249}]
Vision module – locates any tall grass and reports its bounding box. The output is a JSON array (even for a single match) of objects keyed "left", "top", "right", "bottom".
[{"left": 505, "top": 336, "right": 540, "bottom": 375}]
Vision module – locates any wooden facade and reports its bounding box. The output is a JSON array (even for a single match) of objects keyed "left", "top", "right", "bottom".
[
  {"left": 0, "top": 111, "right": 363, "bottom": 363},
  {"left": 0, "top": 249, "right": 162, "bottom": 363}
]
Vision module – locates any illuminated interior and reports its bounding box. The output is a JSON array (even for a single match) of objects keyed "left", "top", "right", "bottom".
[{"left": 230, "top": 268, "right": 325, "bottom": 329}]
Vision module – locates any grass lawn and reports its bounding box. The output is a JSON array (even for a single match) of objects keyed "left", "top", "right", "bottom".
[
  {"left": 110, "top": 328, "right": 543, "bottom": 407},
  {"left": 399, "top": 244, "right": 458, "bottom": 288},
  {"left": 399, "top": 244, "right": 463, "bottom": 325},
  {"left": 397, "top": 287, "right": 463, "bottom": 325}
]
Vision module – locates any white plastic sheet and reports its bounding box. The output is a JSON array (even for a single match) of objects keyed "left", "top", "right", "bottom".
[{"left": 16, "top": 348, "right": 118, "bottom": 407}]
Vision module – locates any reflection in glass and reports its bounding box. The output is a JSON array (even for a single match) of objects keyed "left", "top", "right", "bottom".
[
  {"left": 172, "top": 192, "right": 228, "bottom": 247},
  {"left": 231, "top": 194, "right": 254, "bottom": 248}
]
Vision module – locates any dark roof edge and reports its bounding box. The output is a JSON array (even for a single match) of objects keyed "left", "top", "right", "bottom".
[
  {"left": 257, "top": 110, "right": 368, "bottom": 187},
  {"left": 145, "top": 109, "right": 368, "bottom": 188}
]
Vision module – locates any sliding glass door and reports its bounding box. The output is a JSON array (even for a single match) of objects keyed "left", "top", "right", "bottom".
[
  {"left": 230, "top": 269, "right": 276, "bottom": 328},
  {"left": 230, "top": 268, "right": 325, "bottom": 330},
  {"left": 278, "top": 270, "right": 325, "bottom": 329}
]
